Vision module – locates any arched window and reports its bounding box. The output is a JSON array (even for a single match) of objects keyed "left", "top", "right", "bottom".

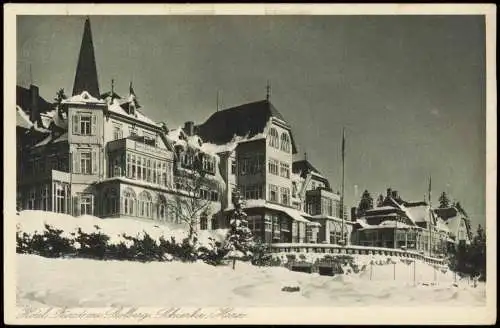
[
  {"left": 122, "top": 188, "right": 136, "bottom": 216},
  {"left": 280, "top": 132, "right": 290, "bottom": 152},
  {"left": 138, "top": 190, "right": 153, "bottom": 218},
  {"left": 157, "top": 194, "right": 167, "bottom": 221},
  {"left": 268, "top": 127, "right": 279, "bottom": 148}
]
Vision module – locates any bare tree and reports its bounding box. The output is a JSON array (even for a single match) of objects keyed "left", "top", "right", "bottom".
[{"left": 167, "top": 147, "right": 221, "bottom": 246}]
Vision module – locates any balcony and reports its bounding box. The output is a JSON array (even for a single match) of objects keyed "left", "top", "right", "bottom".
[{"left": 107, "top": 137, "right": 172, "bottom": 158}]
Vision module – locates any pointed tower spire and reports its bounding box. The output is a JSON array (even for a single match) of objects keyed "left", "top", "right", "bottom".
[{"left": 72, "top": 17, "right": 100, "bottom": 98}]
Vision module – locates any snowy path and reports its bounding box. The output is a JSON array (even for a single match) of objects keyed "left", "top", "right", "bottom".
[{"left": 17, "top": 254, "right": 486, "bottom": 307}]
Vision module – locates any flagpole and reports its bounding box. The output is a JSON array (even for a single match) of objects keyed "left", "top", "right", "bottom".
[
  {"left": 428, "top": 175, "right": 432, "bottom": 258},
  {"left": 341, "top": 127, "right": 345, "bottom": 246}
]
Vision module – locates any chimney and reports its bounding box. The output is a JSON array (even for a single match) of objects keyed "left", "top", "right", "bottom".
[
  {"left": 386, "top": 188, "right": 392, "bottom": 198},
  {"left": 392, "top": 190, "right": 399, "bottom": 199},
  {"left": 29, "top": 84, "right": 40, "bottom": 124},
  {"left": 184, "top": 121, "right": 195, "bottom": 136}
]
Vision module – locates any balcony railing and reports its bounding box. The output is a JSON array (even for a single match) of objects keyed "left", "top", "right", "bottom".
[
  {"left": 107, "top": 138, "right": 171, "bottom": 158},
  {"left": 269, "top": 243, "right": 446, "bottom": 265}
]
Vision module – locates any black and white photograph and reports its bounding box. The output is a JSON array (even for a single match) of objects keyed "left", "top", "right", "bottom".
[{"left": 4, "top": 3, "right": 496, "bottom": 325}]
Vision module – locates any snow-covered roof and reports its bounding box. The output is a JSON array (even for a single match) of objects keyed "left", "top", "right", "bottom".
[
  {"left": 201, "top": 132, "right": 267, "bottom": 155},
  {"left": 16, "top": 106, "right": 33, "bottom": 129},
  {"left": 366, "top": 206, "right": 398, "bottom": 212},
  {"left": 62, "top": 91, "right": 106, "bottom": 105},
  {"left": 107, "top": 98, "right": 160, "bottom": 127},
  {"left": 402, "top": 204, "right": 432, "bottom": 224},
  {"left": 359, "top": 220, "right": 414, "bottom": 230},
  {"left": 225, "top": 199, "right": 315, "bottom": 225},
  {"left": 32, "top": 132, "right": 68, "bottom": 148}
]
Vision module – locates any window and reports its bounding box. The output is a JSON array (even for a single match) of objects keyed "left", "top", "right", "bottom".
[
  {"left": 200, "top": 217, "right": 208, "bottom": 230},
  {"left": 41, "top": 185, "right": 49, "bottom": 211},
  {"left": 272, "top": 215, "right": 280, "bottom": 239},
  {"left": 269, "top": 184, "right": 279, "bottom": 202},
  {"left": 130, "top": 125, "right": 138, "bottom": 136},
  {"left": 264, "top": 216, "right": 272, "bottom": 231},
  {"left": 138, "top": 191, "right": 153, "bottom": 218},
  {"left": 243, "top": 184, "right": 263, "bottom": 200},
  {"left": 157, "top": 195, "right": 167, "bottom": 221},
  {"left": 72, "top": 113, "right": 96, "bottom": 135},
  {"left": 210, "top": 191, "right": 219, "bottom": 201},
  {"left": 122, "top": 188, "right": 136, "bottom": 216},
  {"left": 280, "top": 187, "right": 290, "bottom": 206},
  {"left": 268, "top": 158, "right": 279, "bottom": 175},
  {"left": 280, "top": 162, "right": 290, "bottom": 178},
  {"left": 269, "top": 127, "right": 279, "bottom": 148},
  {"left": 54, "top": 184, "right": 66, "bottom": 213},
  {"left": 105, "top": 188, "right": 118, "bottom": 215},
  {"left": 80, "top": 194, "right": 93, "bottom": 215},
  {"left": 28, "top": 188, "right": 36, "bottom": 210},
  {"left": 280, "top": 132, "right": 290, "bottom": 152},
  {"left": 202, "top": 155, "right": 216, "bottom": 174},
  {"left": 113, "top": 125, "right": 123, "bottom": 140},
  {"left": 231, "top": 160, "right": 236, "bottom": 174},
  {"left": 200, "top": 189, "right": 209, "bottom": 200},
  {"left": 80, "top": 151, "right": 92, "bottom": 174}
]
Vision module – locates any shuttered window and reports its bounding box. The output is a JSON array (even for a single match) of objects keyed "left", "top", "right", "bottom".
[{"left": 71, "top": 112, "right": 96, "bottom": 136}]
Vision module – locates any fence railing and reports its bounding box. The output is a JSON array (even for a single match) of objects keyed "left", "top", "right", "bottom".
[{"left": 269, "top": 243, "right": 447, "bottom": 266}]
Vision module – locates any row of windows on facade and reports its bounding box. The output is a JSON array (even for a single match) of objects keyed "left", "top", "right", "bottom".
[
  {"left": 230, "top": 156, "right": 290, "bottom": 179},
  {"left": 245, "top": 215, "right": 348, "bottom": 244},
  {"left": 268, "top": 128, "right": 291, "bottom": 153},
  {"left": 306, "top": 196, "right": 343, "bottom": 218},
  {"left": 112, "top": 123, "right": 157, "bottom": 145},
  {"left": 180, "top": 152, "right": 217, "bottom": 174},
  {"left": 356, "top": 229, "right": 448, "bottom": 252},
  {"left": 25, "top": 183, "right": 92, "bottom": 216},
  {"left": 268, "top": 184, "right": 291, "bottom": 206},
  {"left": 108, "top": 152, "right": 174, "bottom": 187}
]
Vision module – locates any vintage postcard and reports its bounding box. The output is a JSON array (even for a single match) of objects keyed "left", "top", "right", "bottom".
[{"left": 4, "top": 3, "right": 497, "bottom": 325}]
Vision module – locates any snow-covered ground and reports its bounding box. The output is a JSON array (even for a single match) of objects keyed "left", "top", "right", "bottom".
[
  {"left": 16, "top": 210, "right": 486, "bottom": 307},
  {"left": 17, "top": 254, "right": 485, "bottom": 308}
]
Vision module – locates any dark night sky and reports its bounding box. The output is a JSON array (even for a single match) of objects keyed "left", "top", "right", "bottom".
[{"left": 17, "top": 15, "right": 486, "bottom": 228}]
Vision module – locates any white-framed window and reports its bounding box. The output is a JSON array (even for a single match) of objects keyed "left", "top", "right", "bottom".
[
  {"left": 268, "top": 158, "right": 279, "bottom": 175},
  {"left": 72, "top": 113, "right": 96, "bottom": 136},
  {"left": 280, "top": 162, "right": 290, "bottom": 178},
  {"left": 122, "top": 188, "right": 136, "bottom": 216},
  {"left": 113, "top": 124, "right": 123, "bottom": 140},
  {"left": 272, "top": 215, "right": 280, "bottom": 238},
  {"left": 138, "top": 191, "right": 153, "bottom": 218},
  {"left": 231, "top": 160, "right": 237, "bottom": 174},
  {"left": 264, "top": 215, "right": 272, "bottom": 232},
  {"left": 280, "top": 132, "right": 290, "bottom": 153},
  {"left": 210, "top": 190, "right": 219, "bottom": 201},
  {"left": 202, "top": 155, "right": 216, "bottom": 174},
  {"left": 269, "top": 184, "right": 279, "bottom": 202},
  {"left": 54, "top": 183, "right": 66, "bottom": 214},
  {"left": 80, "top": 151, "right": 92, "bottom": 174},
  {"left": 280, "top": 187, "right": 290, "bottom": 206},
  {"left": 79, "top": 193, "right": 93, "bottom": 215},
  {"left": 269, "top": 127, "right": 279, "bottom": 148}
]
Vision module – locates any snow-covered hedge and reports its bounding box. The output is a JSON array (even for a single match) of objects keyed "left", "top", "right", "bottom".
[{"left": 16, "top": 211, "right": 230, "bottom": 265}]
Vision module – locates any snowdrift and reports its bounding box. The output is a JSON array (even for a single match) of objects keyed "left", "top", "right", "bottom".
[{"left": 16, "top": 210, "right": 228, "bottom": 246}]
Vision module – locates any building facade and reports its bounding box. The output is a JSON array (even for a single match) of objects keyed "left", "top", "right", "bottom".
[{"left": 16, "top": 17, "right": 350, "bottom": 245}]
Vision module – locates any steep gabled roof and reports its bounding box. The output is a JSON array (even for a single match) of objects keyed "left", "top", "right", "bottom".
[
  {"left": 292, "top": 159, "right": 322, "bottom": 178},
  {"left": 196, "top": 99, "right": 297, "bottom": 153}
]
